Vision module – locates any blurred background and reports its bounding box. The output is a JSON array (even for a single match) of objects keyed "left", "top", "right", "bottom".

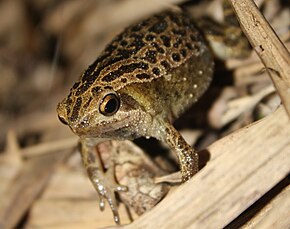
[{"left": 0, "top": 0, "right": 289, "bottom": 228}]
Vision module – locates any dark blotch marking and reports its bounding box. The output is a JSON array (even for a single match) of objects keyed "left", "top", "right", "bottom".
[
  {"left": 181, "top": 17, "right": 191, "bottom": 27},
  {"left": 136, "top": 73, "right": 151, "bottom": 80},
  {"left": 186, "top": 42, "right": 193, "bottom": 50},
  {"left": 102, "top": 55, "right": 127, "bottom": 69},
  {"left": 76, "top": 10, "right": 197, "bottom": 96},
  {"left": 70, "top": 97, "right": 82, "bottom": 122},
  {"left": 152, "top": 42, "right": 165, "bottom": 54},
  {"left": 91, "top": 86, "right": 101, "bottom": 96},
  {"left": 80, "top": 53, "right": 130, "bottom": 92},
  {"left": 129, "top": 33, "right": 146, "bottom": 52},
  {"left": 190, "top": 34, "right": 198, "bottom": 42},
  {"left": 224, "top": 14, "right": 240, "bottom": 27},
  {"left": 78, "top": 52, "right": 127, "bottom": 96},
  {"left": 83, "top": 97, "right": 93, "bottom": 109},
  {"left": 104, "top": 86, "right": 113, "bottom": 90},
  {"left": 152, "top": 67, "right": 161, "bottom": 75},
  {"left": 131, "top": 19, "right": 150, "bottom": 32},
  {"left": 66, "top": 97, "right": 73, "bottom": 106},
  {"left": 131, "top": 23, "right": 143, "bottom": 32},
  {"left": 139, "top": 19, "right": 150, "bottom": 27},
  {"left": 76, "top": 82, "right": 93, "bottom": 96},
  {"left": 145, "top": 34, "right": 156, "bottom": 41},
  {"left": 144, "top": 50, "right": 157, "bottom": 63},
  {"left": 161, "top": 60, "right": 171, "bottom": 71},
  {"left": 173, "top": 42, "right": 179, "bottom": 48},
  {"left": 149, "top": 20, "right": 168, "bottom": 34},
  {"left": 102, "top": 72, "right": 116, "bottom": 82},
  {"left": 172, "top": 53, "right": 181, "bottom": 62},
  {"left": 120, "top": 40, "right": 128, "bottom": 46},
  {"left": 121, "top": 78, "right": 127, "bottom": 83},
  {"left": 172, "top": 29, "right": 186, "bottom": 36},
  {"left": 168, "top": 13, "right": 182, "bottom": 26},
  {"left": 65, "top": 97, "right": 73, "bottom": 115},
  {"left": 72, "top": 82, "right": 80, "bottom": 89},
  {"left": 200, "top": 19, "right": 224, "bottom": 36},
  {"left": 180, "top": 49, "right": 187, "bottom": 58},
  {"left": 117, "top": 49, "right": 133, "bottom": 58},
  {"left": 160, "top": 35, "right": 171, "bottom": 47},
  {"left": 105, "top": 44, "right": 117, "bottom": 53},
  {"left": 177, "top": 137, "right": 185, "bottom": 149},
  {"left": 80, "top": 63, "right": 98, "bottom": 88},
  {"left": 173, "top": 38, "right": 182, "bottom": 48},
  {"left": 102, "top": 62, "right": 149, "bottom": 82},
  {"left": 81, "top": 72, "right": 96, "bottom": 86}
]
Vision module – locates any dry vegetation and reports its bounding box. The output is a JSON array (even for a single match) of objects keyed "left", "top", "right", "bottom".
[{"left": 0, "top": 0, "right": 289, "bottom": 228}]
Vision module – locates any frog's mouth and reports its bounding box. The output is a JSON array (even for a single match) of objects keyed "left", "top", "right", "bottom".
[{"left": 71, "top": 113, "right": 138, "bottom": 140}]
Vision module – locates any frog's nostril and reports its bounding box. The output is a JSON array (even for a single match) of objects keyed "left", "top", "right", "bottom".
[{"left": 58, "top": 115, "right": 68, "bottom": 125}]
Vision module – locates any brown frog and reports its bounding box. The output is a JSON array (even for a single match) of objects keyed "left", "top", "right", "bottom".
[{"left": 57, "top": 1, "right": 249, "bottom": 224}]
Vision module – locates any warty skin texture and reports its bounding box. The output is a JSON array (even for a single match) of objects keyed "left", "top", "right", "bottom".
[
  {"left": 57, "top": 2, "right": 249, "bottom": 224},
  {"left": 57, "top": 8, "right": 213, "bottom": 180}
]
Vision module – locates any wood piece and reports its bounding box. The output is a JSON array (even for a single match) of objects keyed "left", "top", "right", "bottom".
[
  {"left": 208, "top": 85, "right": 275, "bottom": 129},
  {"left": 242, "top": 184, "right": 290, "bottom": 229},
  {"left": 119, "top": 106, "right": 290, "bottom": 228},
  {"left": 25, "top": 169, "right": 136, "bottom": 228},
  {"left": 0, "top": 150, "right": 71, "bottom": 229},
  {"left": 0, "top": 130, "right": 22, "bottom": 196},
  {"left": 22, "top": 137, "right": 78, "bottom": 158},
  {"left": 228, "top": 0, "right": 290, "bottom": 118},
  {"left": 26, "top": 200, "right": 135, "bottom": 229}
]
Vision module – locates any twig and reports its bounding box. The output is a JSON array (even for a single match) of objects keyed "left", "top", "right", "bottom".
[
  {"left": 209, "top": 85, "right": 275, "bottom": 128},
  {"left": 228, "top": 0, "right": 290, "bottom": 118},
  {"left": 22, "top": 137, "right": 78, "bottom": 158},
  {"left": 0, "top": 150, "right": 72, "bottom": 229},
  {"left": 4, "top": 129, "right": 22, "bottom": 166},
  {"left": 242, "top": 185, "right": 290, "bottom": 228}
]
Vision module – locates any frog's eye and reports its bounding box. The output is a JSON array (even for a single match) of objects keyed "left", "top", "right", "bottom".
[{"left": 99, "top": 93, "right": 120, "bottom": 116}]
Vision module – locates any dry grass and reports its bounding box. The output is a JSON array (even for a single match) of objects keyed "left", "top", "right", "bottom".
[{"left": 0, "top": 0, "right": 289, "bottom": 228}]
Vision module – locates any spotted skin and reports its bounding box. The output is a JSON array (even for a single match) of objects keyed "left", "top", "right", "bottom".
[
  {"left": 59, "top": 10, "right": 211, "bottom": 122},
  {"left": 57, "top": 4, "right": 249, "bottom": 225}
]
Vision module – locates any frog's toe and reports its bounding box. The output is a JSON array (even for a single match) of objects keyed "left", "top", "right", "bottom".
[
  {"left": 86, "top": 165, "right": 127, "bottom": 224},
  {"left": 115, "top": 184, "right": 128, "bottom": 192},
  {"left": 99, "top": 196, "right": 105, "bottom": 211},
  {"left": 95, "top": 179, "right": 127, "bottom": 224},
  {"left": 104, "top": 188, "right": 120, "bottom": 224}
]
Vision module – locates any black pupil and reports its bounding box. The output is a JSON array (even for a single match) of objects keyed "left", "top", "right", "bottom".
[{"left": 105, "top": 98, "right": 118, "bottom": 114}]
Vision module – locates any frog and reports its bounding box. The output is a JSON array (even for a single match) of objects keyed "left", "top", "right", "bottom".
[{"left": 57, "top": 1, "right": 250, "bottom": 224}]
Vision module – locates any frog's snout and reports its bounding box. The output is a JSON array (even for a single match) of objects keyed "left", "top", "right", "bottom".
[{"left": 56, "top": 101, "right": 69, "bottom": 126}]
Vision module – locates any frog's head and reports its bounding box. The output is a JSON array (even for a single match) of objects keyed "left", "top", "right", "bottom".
[{"left": 57, "top": 84, "right": 151, "bottom": 140}]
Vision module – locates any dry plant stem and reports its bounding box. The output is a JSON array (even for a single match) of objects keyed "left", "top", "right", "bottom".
[
  {"left": 46, "top": 0, "right": 187, "bottom": 38},
  {"left": 228, "top": 0, "right": 290, "bottom": 118},
  {"left": 209, "top": 85, "right": 275, "bottom": 129},
  {"left": 4, "top": 130, "right": 22, "bottom": 165},
  {"left": 0, "top": 150, "right": 71, "bottom": 229},
  {"left": 120, "top": 106, "right": 290, "bottom": 229},
  {"left": 219, "top": 85, "right": 275, "bottom": 127},
  {"left": 242, "top": 185, "right": 290, "bottom": 229},
  {"left": 22, "top": 137, "right": 78, "bottom": 158}
]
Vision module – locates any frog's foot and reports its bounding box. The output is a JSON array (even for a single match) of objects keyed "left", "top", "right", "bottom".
[{"left": 87, "top": 165, "right": 128, "bottom": 225}]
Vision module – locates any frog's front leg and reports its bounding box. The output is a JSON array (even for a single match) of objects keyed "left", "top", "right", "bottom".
[
  {"left": 155, "top": 122, "right": 199, "bottom": 182},
  {"left": 79, "top": 139, "right": 127, "bottom": 225}
]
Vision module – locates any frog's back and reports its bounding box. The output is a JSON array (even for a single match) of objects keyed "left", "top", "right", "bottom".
[{"left": 71, "top": 9, "right": 214, "bottom": 120}]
